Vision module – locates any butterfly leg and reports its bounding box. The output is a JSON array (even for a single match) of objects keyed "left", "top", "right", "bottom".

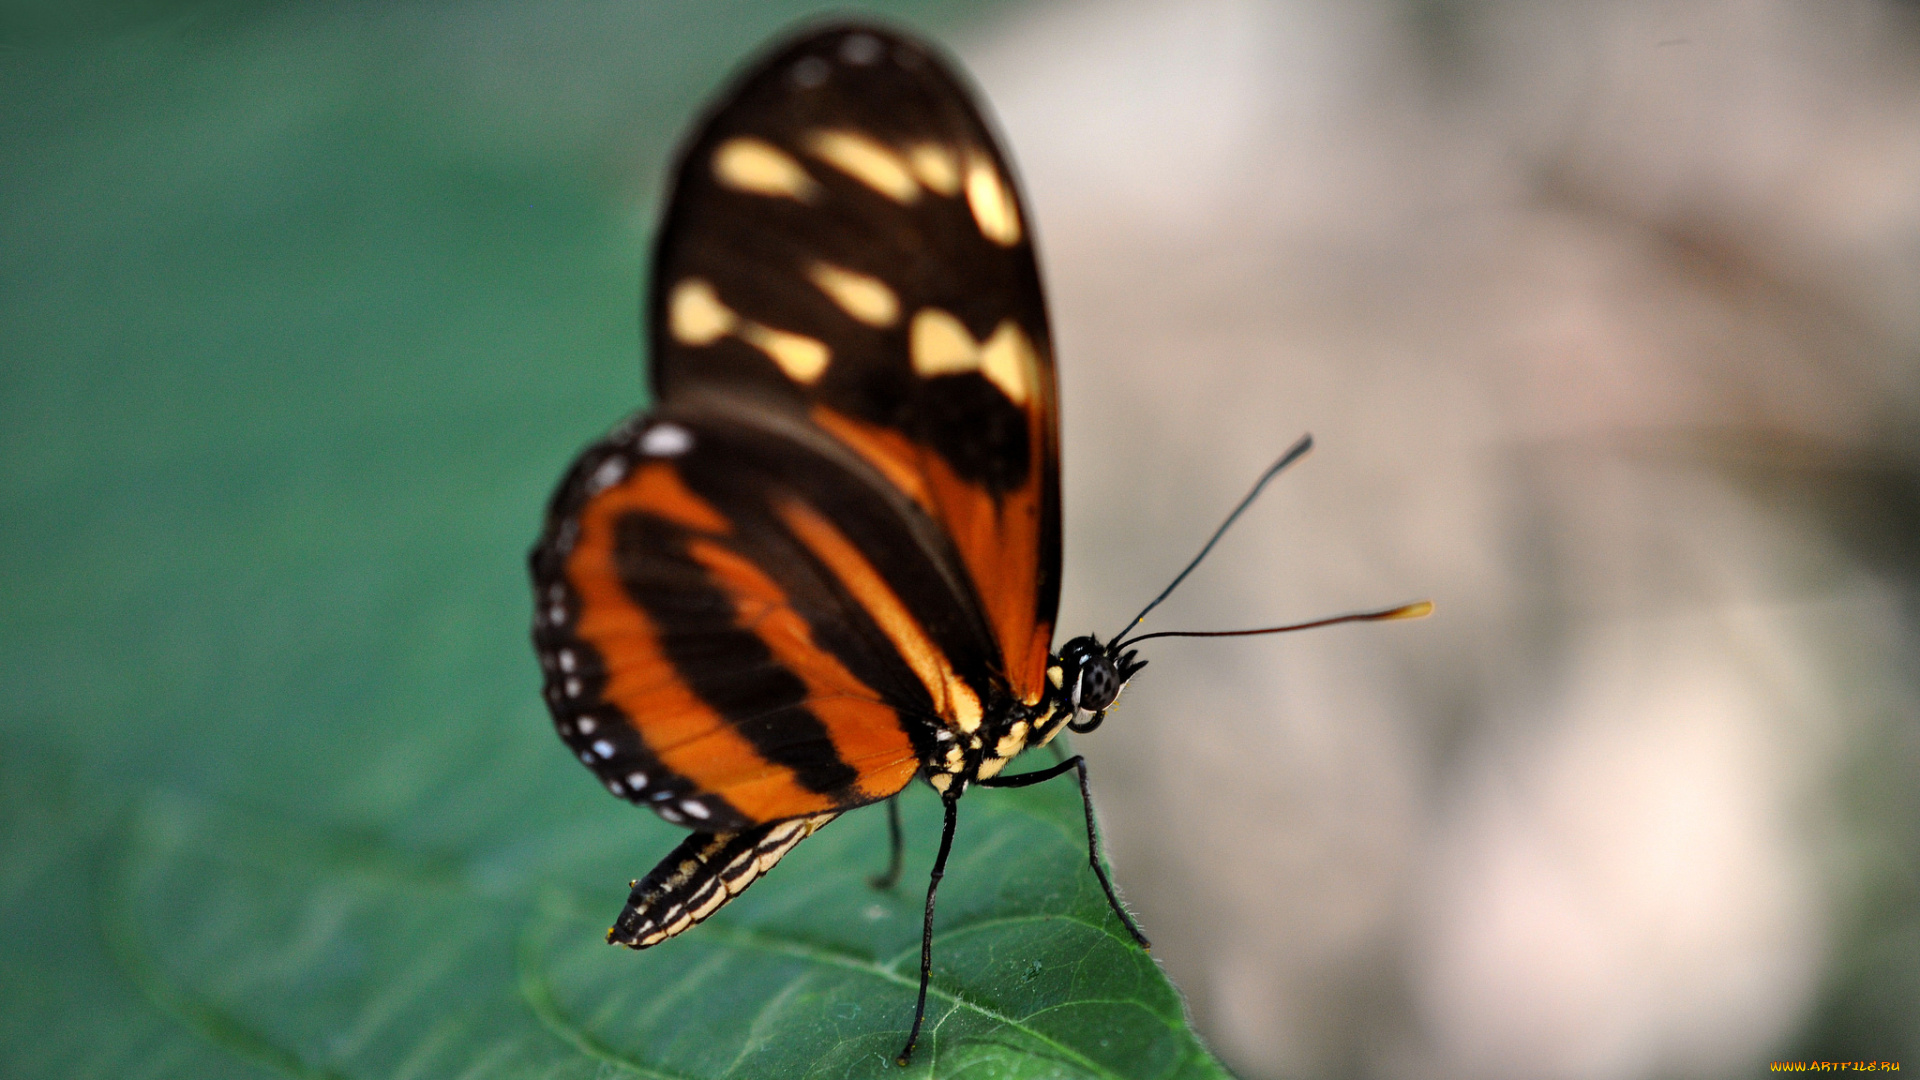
[
  {"left": 896, "top": 790, "right": 961, "bottom": 1066},
  {"left": 979, "top": 755, "right": 1151, "bottom": 949},
  {"left": 870, "top": 794, "right": 904, "bottom": 890}
]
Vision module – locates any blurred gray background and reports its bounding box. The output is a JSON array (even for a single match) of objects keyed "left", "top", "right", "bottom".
[
  {"left": 968, "top": 1, "right": 1920, "bottom": 1075},
  {"left": 5, "top": 0, "right": 1916, "bottom": 1076}
]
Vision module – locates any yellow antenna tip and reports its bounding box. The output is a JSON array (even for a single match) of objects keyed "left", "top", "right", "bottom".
[{"left": 1386, "top": 600, "right": 1434, "bottom": 620}]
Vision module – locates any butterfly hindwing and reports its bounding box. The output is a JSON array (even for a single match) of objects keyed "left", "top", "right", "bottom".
[
  {"left": 532, "top": 412, "right": 956, "bottom": 830},
  {"left": 647, "top": 23, "right": 1062, "bottom": 708}
]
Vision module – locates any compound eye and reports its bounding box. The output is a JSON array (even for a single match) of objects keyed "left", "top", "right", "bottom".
[{"left": 1079, "top": 657, "right": 1120, "bottom": 712}]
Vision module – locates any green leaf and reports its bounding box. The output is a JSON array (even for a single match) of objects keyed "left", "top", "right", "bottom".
[
  {"left": 520, "top": 777, "right": 1217, "bottom": 1079},
  {"left": 0, "top": 3, "right": 1231, "bottom": 1078},
  {"left": 86, "top": 772, "right": 1223, "bottom": 1079}
]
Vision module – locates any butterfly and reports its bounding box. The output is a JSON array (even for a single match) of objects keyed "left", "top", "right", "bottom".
[{"left": 528, "top": 19, "right": 1426, "bottom": 1064}]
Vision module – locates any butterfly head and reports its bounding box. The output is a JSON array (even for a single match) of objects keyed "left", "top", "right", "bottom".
[{"left": 1051, "top": 634, "right": 1147, "bottom": 735}]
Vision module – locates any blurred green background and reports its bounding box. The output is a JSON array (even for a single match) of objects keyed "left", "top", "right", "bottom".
[
  {"left": 6, "top": 2, "right": 1207, "bottom": 1077},
  {"left": 7, "top": 0, "right": 1920, "bottom": 1077}
]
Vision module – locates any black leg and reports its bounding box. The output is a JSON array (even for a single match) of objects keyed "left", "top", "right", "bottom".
[
  {"left": 897, "top": 791, "right": 961, "bottom": 1066},
  {"left": 870, "top": 794, "right": 903, "bottom": 890},
  {"left": 980, "top": 755, "right": 1150, "bottom": 950},
  {"left": 980, "top": 756, "right": 1079, "bottom": 789}
]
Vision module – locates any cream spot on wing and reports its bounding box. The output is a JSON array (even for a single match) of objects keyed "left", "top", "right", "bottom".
[
  {"left": 807, "top": 130, "right": 918, "bottom": 203},
  {"left": 909, "top": 309, "right": 1035, "bottom": 405},
  {"left": 908, "top": 143, "right": 960, "bottom": 196},
  {"left": 671, "top": 276, "right": 830, "bottom": 384},
  {"left": 712, "top": 137, "right": 816, "bottom": 201},
  {"left": 977, "top": 320, "right": 1036, "bottom": 405},
  {"left": 669, "top": 279, "right": 735, "bottom": 345},
  {"left": 910, "top": 308, "right": 980, "bottom": 377},
  {"left": 807, "top": 262, "right": 899, "bottom": 327},
  {"left": 640, "top": 422, "right": 693, "bottom": 457},
  {"left": 739, "top": 323, "right": 830, "bottom": 384},
  {"left": 966, "top": 156, "right": 1022, "bottom": 245},
  {"left": 589, "top": 457, "right": 626, "bottom": 492}
]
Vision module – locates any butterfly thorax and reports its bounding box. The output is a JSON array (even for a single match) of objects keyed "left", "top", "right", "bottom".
[
  {"left": 924, "top": 679, "right": 1055, "bottom": 795},
  {"left": 926, "top": 633, "right": 1143, "bottom": 794}
]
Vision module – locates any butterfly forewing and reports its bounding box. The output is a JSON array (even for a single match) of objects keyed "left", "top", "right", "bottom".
[{"left": 647, "top": 24, "right": 1062, "bottom": 707}]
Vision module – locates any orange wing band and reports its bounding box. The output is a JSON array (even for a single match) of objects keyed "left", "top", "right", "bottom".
[
  {"left": 567, "top": 461, "right": 915, "bottom": 822},
  {"left": 812, "top": 405, "right": 1052, "bottom": 705}
]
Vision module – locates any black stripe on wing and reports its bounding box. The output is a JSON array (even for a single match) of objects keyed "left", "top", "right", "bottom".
[
  {"left": 613, "top": 511, "right": 859, "bottom": 796},
  {"left": 660, "top": 411, "right": 996, "bottom": 740},
  {"left": 532, "top": 472, "right": 736, "bottom": 825}
]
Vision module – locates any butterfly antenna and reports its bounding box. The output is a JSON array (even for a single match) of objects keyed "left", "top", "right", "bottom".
[
  {"left": 1119, "top": 600, "right": 1432, "bottom": 649},
  {"left": 1111, "top": 433, "right": 1315, "bottom": 644}
]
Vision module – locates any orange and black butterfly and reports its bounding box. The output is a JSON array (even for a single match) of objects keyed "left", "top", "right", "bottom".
[{"left": 529, "top": 19, "right": 1423, "bottom": 1064}]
